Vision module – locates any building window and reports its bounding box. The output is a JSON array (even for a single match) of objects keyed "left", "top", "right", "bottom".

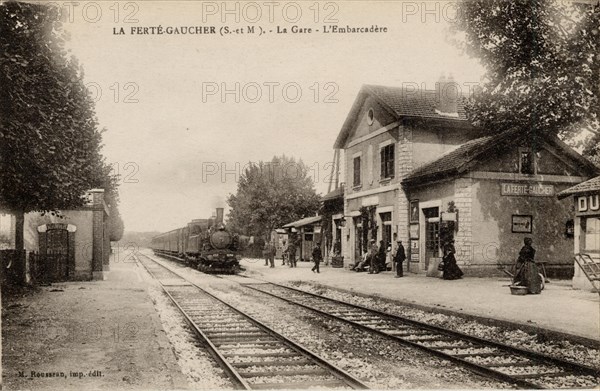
[
  {"left": 380, "top": 144, "right": 395, "bottom": 179},
  {"left": 367, "top": 108, "right": 374, "bottom": 125},
  {"left": 519, "top": 149, "right": 535, "bottom": 175},
  {"left": 353, "top": 156, "right": 361, "bottom": 187}
]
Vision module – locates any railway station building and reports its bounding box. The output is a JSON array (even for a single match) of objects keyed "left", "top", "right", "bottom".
[{"left": 334, "top": 81, "right": 599, "bottom": 277}]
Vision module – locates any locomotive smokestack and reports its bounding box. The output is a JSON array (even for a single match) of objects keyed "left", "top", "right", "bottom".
[{"left": 216, "top": 208, "right": 224, "bottom": 225}]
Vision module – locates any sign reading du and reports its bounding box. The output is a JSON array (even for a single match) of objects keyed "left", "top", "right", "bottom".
[{"left": 576, "top": 194, "right": 600, "bottom": 216}]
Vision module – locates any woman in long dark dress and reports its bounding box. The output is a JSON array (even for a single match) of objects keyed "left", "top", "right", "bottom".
[
  {"left": 442, "top": 240, "right": 463, "bottom": 280},
  {"left": 513, "top": 238, "right": 542, "bottom": 294}
]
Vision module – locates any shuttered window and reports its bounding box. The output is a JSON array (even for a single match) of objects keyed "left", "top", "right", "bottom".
[
  {"left": 353, "top": 156, "right": 361, "bottom": 187},
  {"left": 380, "top": 144, "right": 395, "bottom": 179}
]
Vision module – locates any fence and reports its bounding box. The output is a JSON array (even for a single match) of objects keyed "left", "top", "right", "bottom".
[{"left": 0, "top": 250, "right": 25, "bottom": 285}]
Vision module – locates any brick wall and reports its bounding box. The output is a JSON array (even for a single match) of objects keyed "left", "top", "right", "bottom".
[
  {"left": 454, "top": 177, "right": 473, "bottom": 265},
  {"left": 396, "top": 126, "right": 413, "bottom": 244}
]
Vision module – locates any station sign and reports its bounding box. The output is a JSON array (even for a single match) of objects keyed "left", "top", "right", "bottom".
[
  {"left": 501, "top": 183, "right": 555, "bottom": 197},
  {"left": 576, "top": 194, "right": 600, "bottom": 217}
]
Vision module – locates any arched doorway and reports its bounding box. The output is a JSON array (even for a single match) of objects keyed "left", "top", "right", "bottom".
[{"left": 37, "top": 224, "right": 76, "bottom": 282}]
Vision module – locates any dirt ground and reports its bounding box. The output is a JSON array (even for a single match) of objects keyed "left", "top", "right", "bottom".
[{"left": 1, "top": 260, "right": 188, "bottom": 390}]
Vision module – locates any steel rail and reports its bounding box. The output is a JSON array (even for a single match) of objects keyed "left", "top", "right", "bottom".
[
  {"left": 245, "top": 280, "right": 600, "bottom": 375},
  {"left": 136, "top": 253, "right": 369, "bottom": 390},
  {"left": 242, "top": 282, "right": 599, "bottom": 389},
  {"left": 136, "top": 254, "right": 251, "bottom": 389}
]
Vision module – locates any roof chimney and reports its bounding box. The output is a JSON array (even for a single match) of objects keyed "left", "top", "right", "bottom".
[{"left": 435, "top": 73, "right": 459, "bottom": 117}]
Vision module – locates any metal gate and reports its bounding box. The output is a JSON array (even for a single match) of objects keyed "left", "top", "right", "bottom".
[{"left": 46, "top": 228, "right": 69, "bottom": 281}]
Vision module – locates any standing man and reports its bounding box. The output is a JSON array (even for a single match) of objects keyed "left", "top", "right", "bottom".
[
  {"left": 263, "top": 242, "right": 270, "bottom": 266},
  {"left": 394, "top": 240, "right": 406, "bottom": 278},
  {"left": 288, "top": 240, "right": 297, "bottom": 268},
  {"left": 282, "top": 240, "right": 287, "bottom": 266},
  {"left": 267, "top": 242, "right": 276, "bottom": 268},
  {"left": 368, "top": 239, "right": 379, "bottom": 274},
  {"left": 311, "top": 243, "right": 322, "bottom": 273}
]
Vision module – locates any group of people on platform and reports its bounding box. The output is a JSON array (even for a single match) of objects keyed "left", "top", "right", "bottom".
[
  {"left": 352, "top": 239, "right": 395, "bottom": 275},
  {"left": 263, "top": 240, "right": 300, "bottom": 268},
  {"left": 263, "top": 236, "right": 542, "bottom": 294},
  {"left": 264, "top": 237, "right": 465, "bottom": 280},
  {"left": 350, "top": 239, "right": 463, "bottom": 280}
]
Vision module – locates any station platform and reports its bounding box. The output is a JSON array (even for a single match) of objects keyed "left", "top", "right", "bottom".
[
  {"left": 240, "top": 258, "right": 600, "bottom": 344},
  {"left": 1, "top": 257, "right": 188, "bottom": 390}
]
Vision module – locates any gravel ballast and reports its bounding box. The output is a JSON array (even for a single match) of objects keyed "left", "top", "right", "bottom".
[
  {"left": 282, "top": 280, "right": 600, "bottom": 370},
  {"left": 143, "top": 253, "right": 511, "bottom": 389}
]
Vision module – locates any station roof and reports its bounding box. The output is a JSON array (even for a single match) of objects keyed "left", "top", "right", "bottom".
[
  {"left": 401, "top": 132, "right": 500, "bottom": 187},
  {"left": 366, "top": 84, "right": 468, "bottom": 121},
  {"left": 558, "top": 176, "right": 600, "bottom": 199},
  {"left": 334, "top": 84, "right": 471, "bottom": 149},
  {"left": 282, "top": 215, "right": 322, "bottom": 228},
  {"left": 402, "top": 129, "right": 600, "bottom": 188},
  {"left": 322, "top": 187, "right": 344, "bottom": 202}
]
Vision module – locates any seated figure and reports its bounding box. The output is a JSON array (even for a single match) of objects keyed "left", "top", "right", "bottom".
[{"left": 353, "top": 251, "right": 370, "bottom": 272}]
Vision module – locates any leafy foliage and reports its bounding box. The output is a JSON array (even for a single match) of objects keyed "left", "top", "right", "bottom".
[
  {"left": 0, "top": 2, "right": 106, "bottom": 213},
  {"left": 582, "top": 133, "right": 600, "bottom": 166},
  {"left": 359, "top": 206, "right": 377, "bottom": 250},
  {"left": 0, "top": 2, "right": 123, "bottom": 249},
  {"left": 227, "top": 156, "right": 320, "bottom": 238},
  {"left": 450, "top": 0, "right": 599, "bottom": 144}
]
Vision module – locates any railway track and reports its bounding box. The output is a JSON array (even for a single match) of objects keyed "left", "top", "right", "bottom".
[
  {"left": 242, "top": 282, "right": 600, "bottom": 389},
  {"left": 135, "top": 253, "right": 368, "bottom": 390}
]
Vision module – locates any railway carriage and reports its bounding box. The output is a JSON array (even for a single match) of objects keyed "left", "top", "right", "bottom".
[{"left": 150, "top": 208, "right": 241, "bottom": 273}]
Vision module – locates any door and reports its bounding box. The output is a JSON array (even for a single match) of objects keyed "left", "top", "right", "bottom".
[
  {"left": 380, "top": 212, "right": 392, "bottom": 248},
  {"left": 46, "top": 228, "right": 69, "bottom": 281},
  {"left": 354, "top": 217, "right": 363, "bottom": 262},
  {"left": 423, "top": 207, "right": 440, "bottom": 270}
]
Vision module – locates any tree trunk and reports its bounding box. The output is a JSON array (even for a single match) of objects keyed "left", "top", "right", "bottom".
[{"left": 14, "top": 210, "right": 25, "bottom": 284}]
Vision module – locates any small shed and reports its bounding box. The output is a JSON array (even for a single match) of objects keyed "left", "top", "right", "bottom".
[
  {"left": 283, "top": 215, "right": 322, "bottom": 262},
  {"left": 23, "top": 189, "right": 110, "bottom": 282},
  {"left": 558, "top": 176, "right": 600, "bottom": 292}
]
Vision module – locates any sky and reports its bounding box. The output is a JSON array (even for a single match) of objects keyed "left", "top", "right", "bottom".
[{"left": 58, "top": 0, "right": 486, "bottom": 232}]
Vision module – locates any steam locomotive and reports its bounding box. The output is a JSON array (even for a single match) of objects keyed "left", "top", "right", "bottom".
[{"left": 150, "top": 208, "right": 241, "bottom": 273}]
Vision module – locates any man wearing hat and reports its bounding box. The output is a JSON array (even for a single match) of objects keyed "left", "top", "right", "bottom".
[
  {"left": 394, "top": 240, "right": 406, "bottom": 278},
  {"left": 311, "top": 242, "right": 322, "bottom": 273}
]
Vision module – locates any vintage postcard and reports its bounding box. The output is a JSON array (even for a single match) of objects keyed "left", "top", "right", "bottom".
[{"left": 1, "top": 0, "right": 599, "bottom": 390}]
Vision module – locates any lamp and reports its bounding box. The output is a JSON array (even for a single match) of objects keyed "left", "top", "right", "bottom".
[{"left": 338, "top": 217, "right": 346, "bottom": 227}]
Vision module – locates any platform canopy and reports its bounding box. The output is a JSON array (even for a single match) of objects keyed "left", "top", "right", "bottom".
[
  {"left": 322, "top": 187, "right": 344, "bottom": 202},
  {"left": 557, "top": 176, "right": 600, "bottom": 199},
  {"left": 282, "top": 215, "right": 322, "bottom": 229}
]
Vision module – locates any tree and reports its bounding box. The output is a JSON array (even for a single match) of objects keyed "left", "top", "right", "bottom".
[
  {"left": 450, "top": 0, "right": 599, "bottom": 149},
  {"left": 107, "top": 204, "right": 125, "bottom": 242},
  {"left": 0, "top": 2, "right": 108, "bottom": 267},
  {"left": 227, "top": 156, "right": 320, "bottom": 239}
]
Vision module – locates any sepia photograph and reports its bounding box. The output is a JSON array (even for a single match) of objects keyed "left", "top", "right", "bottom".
[{"left": 1, "top": 0, "right": 599, "bottom": 390}]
